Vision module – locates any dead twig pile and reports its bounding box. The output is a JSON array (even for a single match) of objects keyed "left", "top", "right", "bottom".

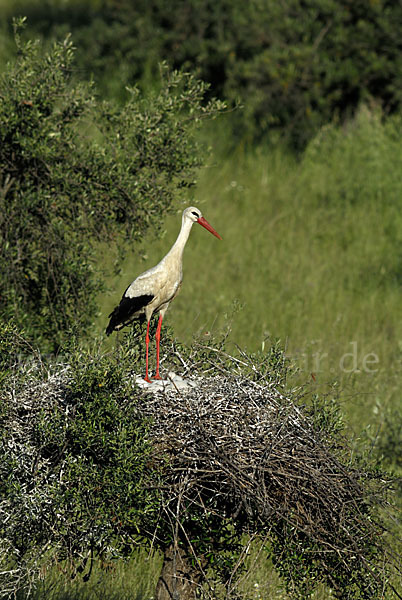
[{"left": 138, "top": 357, "right": 399, "bottom": 599}]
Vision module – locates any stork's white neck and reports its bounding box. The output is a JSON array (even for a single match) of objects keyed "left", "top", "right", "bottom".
[{"left": 168, "top": 215, "right": 194, "bottom": 259}]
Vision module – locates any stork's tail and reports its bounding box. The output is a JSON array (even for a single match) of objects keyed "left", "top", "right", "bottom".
[
  {"left": 105, "top": 316, "right": 117, "bottom": 336},
  {"left": 105, "top": 306, "right": 122, "bottom": 336},
  {"left": 105, "top": 294, "right": 154, "bottom": 335}
]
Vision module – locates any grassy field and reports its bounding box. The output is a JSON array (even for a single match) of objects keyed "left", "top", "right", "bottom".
[
  {"left": 101, "top": 108, "right": 402, "bottom": 436},
  {"left": 22, "top": 544, "right": 330, "bottom": 600},
  {"left": 19, "top": 551, "right": 162, "bottom": 600}
]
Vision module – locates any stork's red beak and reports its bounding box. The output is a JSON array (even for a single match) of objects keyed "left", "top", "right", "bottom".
[{"left": 197, "top": 216, "right": 222, "bottom": 240}]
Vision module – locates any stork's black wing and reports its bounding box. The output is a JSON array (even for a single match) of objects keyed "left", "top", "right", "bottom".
[{"left": 105, "top": 294, "right": 154, "bottom": 335}]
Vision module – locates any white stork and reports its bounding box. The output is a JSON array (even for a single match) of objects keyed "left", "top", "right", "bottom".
[{"left": 106, "top": 206, "right": 222, "bottom": 382}]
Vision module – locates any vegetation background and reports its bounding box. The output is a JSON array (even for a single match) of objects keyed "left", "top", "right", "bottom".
[{"left": 0, "top": 0, "right": 401, "bottom": 598}]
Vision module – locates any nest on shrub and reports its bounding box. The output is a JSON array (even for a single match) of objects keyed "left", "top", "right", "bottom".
[
  {"left": 0, "top": 342, "right": 399, "bottom": 600},
  {"left": 136, "top": 348, "right": 399, "bottom": 599}
]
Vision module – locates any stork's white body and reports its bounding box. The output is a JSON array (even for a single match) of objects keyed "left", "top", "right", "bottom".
[
  {"left": 106, "top": 206, "right": 221, "bottom": 381},
  {"left": 124, "top": 214, "right": 193, "bottom": 322}
]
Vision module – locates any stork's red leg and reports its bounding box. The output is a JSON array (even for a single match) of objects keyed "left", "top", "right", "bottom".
[
  {"left": 144, "top": 320, "right": 151, "bottom": 383},
  {"left": 153, "top": 314, "right": 163, "bottom": 380}
]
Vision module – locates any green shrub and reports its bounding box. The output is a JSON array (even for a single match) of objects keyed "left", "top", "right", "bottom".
[
  {"left": 0, "top": 20, "right": 224, "bottom": 353},
  {"left": 0, "top": 325, "right": 159, "bottom": 597}
]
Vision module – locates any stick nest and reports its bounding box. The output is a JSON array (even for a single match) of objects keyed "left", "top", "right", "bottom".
[
  {"left": 0, "top": 343, "right": 399, "bottom": 599},
  {"left": 137, "top": 363, "right": 397, "bottom": 598}
]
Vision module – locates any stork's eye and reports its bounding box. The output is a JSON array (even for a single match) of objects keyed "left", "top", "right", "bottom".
[{"left": 191, "top": 211, "right": 199, "bottom": 218}]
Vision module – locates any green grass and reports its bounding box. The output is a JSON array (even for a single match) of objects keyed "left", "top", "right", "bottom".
[
  {"left": 18, "top": 551, "right": 162, "bottom": 600},
  {"left": 100, "top": 108, "right": 402, "bottom": 434},
  {"left": 20, "top": 543, "right": 336, "bottom": 600}
]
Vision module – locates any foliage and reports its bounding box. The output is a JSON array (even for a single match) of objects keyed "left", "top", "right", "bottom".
[
  {"left": 0, "top": 324, "right": 160, "bottom": 598},
  {"left": 0, "top": 320, "right": 30, "bottom": 385},
  {"left": 0, "top": 19, "right": 224, "bottom": 353},
  {"left": 3, "top": 0, "right": 402, "bottom": 147},
  {"left": 0, "top": 322, "right": 399, "bottom": 599},
  {"left": 376, "top": 404, "right": 402, "bottom": 499}
]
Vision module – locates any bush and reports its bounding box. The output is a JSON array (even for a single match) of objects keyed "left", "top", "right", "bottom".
[
  {"left": 3, "top": 0, "right": 402, "bottom": 147},
  {"left": 0, "top": 20, "right": 224, "bottom": 353},
  {"left": 0, "top": 322, "right": 398, "bottom": 599},
  {"left": 0, "top": 324, "right": 158, "bottom": 597}
]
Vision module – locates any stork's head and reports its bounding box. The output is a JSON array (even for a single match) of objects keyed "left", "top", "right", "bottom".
[{"left": 183, "top": 206, "right": 222, "bottom": 240}]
